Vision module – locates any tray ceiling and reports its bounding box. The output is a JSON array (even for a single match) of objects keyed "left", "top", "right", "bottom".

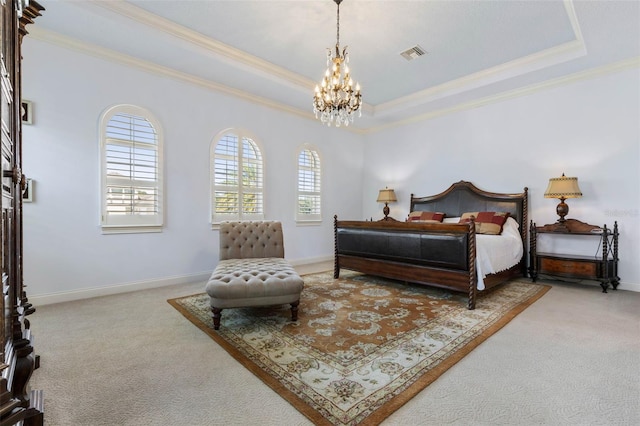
[{"left": 29, "top": 0, "right": 640, "bottom": 131}]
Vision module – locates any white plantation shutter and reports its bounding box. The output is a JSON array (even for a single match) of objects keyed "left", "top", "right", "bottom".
[
  {"left": 211, "top": 130, "right": 264, "bottom": 223},
  {"left": 296, "top": 147, "right": 321, "bottom": 222},
  {"left": 213, "top": 134, "right": 240, "bottom": 216},
  {"left": 100, "top": 105, "right": 163, "bottom": 233}
]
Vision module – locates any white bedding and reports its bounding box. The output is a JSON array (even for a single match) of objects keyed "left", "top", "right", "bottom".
[{"left": 444, "top": 217, "right": 523, "bottom": 290}]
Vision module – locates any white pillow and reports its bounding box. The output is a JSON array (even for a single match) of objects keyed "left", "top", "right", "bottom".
[
  {"left": 444, "top": 216, "right": 520, "bottom": 236},
  {"left": 443, "top": 217, "right": 460, "bottom": 223}
]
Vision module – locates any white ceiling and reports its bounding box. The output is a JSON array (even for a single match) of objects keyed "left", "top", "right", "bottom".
[{"left": 29, "top": 0, "right": 640, "bottom": 131}]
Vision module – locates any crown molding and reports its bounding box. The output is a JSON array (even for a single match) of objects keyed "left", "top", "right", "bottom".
[
  {"left": 373, "top": 0, "right": 587, "bottom": 117},
  {"left": 24, "top": 24, "right": 638, "bottom": 136},
  {"left": 89, "top": 0, "right": 318, "bottom": 93},
  {"left": 26, "top": 26, "right": 320, "bottom": 123},
  {"left": 373, "top": 39, "right": 586, "bottom": 117},
  {"left": 364, "top": 56, "right": 640, "bottom": 134},
  {"left": 26, "top": 25, "right": 369, "bottom": 135},
  {"left": 88, "top": 0, "right": 587, "bottom": 119}
]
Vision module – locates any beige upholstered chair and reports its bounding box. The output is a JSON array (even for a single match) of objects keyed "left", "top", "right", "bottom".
[{"left": 205, "top": 221, "right": 304, "bottom": 330}]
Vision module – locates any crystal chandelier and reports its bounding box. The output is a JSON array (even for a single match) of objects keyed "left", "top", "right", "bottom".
[{"left": 313, "top": 0, "right": 362, "bottom": 127}]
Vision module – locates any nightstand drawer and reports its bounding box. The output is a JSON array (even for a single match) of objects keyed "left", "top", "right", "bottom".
[{"left": 539, "top": 258, "right": 597, "bottom": 278}]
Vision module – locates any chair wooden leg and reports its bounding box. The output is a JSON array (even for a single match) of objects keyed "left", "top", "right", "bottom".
[
  {"left": 290, "top": 300, "right": 299, "bottom": 322},
  {"left": 211, "top": 307, "right": 222, "bottom": 330}
]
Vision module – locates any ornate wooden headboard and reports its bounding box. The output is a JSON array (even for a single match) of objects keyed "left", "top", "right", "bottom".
[{"left": 410, "top": 180, "right": 529, "bottom": 251}]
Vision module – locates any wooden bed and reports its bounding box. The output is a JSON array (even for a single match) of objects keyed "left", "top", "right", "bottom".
[{"left": 333, "top": 181, "right": 528, "bottom": 309}]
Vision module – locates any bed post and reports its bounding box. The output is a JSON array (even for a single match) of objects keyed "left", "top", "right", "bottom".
[
  {"left": 467, "top": 218, "right": 477, "bottom": 310},
  {"left": 529, "top": 220, "right": 537, "bottom": 281},
  {"left": 333, "top": 215, "right": 340, "bottom": 279},
  {"left": 522, "top": 187, "right": 529, "bottom": 277}
]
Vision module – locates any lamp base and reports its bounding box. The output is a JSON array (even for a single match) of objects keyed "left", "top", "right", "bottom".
[
  {"left": 381, "top": 203, "right": 398, "bottom": 221},
  {"left": 556, "top": 197, "right": 569, "bottom": 223},
  {"left": 382, "top": 203, "right": 390, "bottom": 218}
]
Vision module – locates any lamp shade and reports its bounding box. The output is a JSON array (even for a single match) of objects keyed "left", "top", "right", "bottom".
[
  {"left": 376, "top": 188, "right": 397, "bottom": 203},
  {"left": 544, "top": 174, "right": 582, "bottom": 199}
]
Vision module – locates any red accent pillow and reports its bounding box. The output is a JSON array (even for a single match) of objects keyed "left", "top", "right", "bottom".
[
  {"left": 407, "top": 211, "right": 445, "bottom": 223},
  {"left": 459, "top": 212, "right": 510, "bottom": 235}
]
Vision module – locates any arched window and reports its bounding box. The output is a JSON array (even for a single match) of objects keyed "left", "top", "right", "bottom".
[
  {"left": 211, "top": 129, "right": 264, "bottom": 223},
  {"left": 100, "top": 105, "right": 163, "bottom": 233},
  {"left": 296, "top": 146, "right": 321, "bottom": 222}
]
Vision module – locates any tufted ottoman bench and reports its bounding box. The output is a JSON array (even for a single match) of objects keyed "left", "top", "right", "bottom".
[{"left": 205, "top": 221, "right": 304, "bottom": 330}]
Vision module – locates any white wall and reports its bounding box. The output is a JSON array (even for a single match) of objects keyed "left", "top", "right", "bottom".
[
  {"left": 21, "top": 37, "right": 640, "bottom": 301},
  {"left": 21, "top": 38, "right": 365, "bottom": 300},
  {"left": 363, "top": 68, "right": 640, "bottom": 290}
]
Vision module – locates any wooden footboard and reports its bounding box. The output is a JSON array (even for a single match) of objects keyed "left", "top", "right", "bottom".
[{"left": 334, "top": 216, "right": 480, "bottom": 309}]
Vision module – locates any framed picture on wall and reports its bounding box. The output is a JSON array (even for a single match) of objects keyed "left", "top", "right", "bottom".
[
  {"left": 21, "top": 100, "right": 33, "bottom": 124},
  {"left": 23, "top": 179, "right": 33, "bottom": 202}
]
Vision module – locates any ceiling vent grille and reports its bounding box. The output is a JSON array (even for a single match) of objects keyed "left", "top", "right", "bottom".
[{"left": 400, "top": 45, "right": 427, "bottom": 61}]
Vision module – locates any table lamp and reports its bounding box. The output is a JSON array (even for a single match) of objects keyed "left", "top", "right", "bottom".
[
  {"left": 376, "top": 187, "right": 397, "bottom": 221},
  {"left": 544, "top": 173, "right": 582, "bottom": 223}
]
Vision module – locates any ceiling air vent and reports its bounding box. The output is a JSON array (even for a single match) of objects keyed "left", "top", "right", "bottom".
[{"left": 400, "top": 45, "right": 427, "bottom": 61}]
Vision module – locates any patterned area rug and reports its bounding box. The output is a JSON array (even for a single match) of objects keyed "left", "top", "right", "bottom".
[{"left": 168, "top": 271, "right": 549, "bottom": 425}]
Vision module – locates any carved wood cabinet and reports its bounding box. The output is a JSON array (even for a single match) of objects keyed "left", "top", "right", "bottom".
[
  {"left": 0, "top": 1, "right": 44, "bottom": 425},
  {"left": 529, "top": 218, "right": 620, "bottom": 293}
]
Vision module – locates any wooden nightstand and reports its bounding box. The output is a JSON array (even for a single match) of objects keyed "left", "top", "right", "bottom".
[{"left": 529, "top": 219, "right": 619, "bottom": 292}]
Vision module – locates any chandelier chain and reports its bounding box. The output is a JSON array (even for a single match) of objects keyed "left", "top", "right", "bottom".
[{"left": 336, "top": 1, "right": 340, "bottom": 48}]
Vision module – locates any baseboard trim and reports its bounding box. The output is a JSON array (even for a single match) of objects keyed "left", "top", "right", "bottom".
[
  {"left": 34, "top": 256, "right": 631, "bottom": 306},
  {"left": 29, "top": 256, "right": 336, "bottom": 306},
  {"left": 537, "top": 274, "right": 640, "bottom": 293},
  {"left": 30, "top": 271, "right": 212, "bottom": 306},
  {"left": 289, "top": 254, "right": 333, "bottom": 265},
  {"left": 617, "top": 282, "right": 640, "bottom": 293},
  {"left": 290, "top": 255, "right": 333, "bottom": 275}
]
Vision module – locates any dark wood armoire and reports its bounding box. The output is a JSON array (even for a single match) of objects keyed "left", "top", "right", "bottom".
[{"left": 0, "top": 1, "right": 44, "bottom": 425}]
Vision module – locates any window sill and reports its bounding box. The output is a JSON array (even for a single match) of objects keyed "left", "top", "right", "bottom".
[
  {"left": 295, "top": 219, "right": 322, "bottom": 226},
  {"left": 101, "top": 225, "right": 163, "bottom": 235}
]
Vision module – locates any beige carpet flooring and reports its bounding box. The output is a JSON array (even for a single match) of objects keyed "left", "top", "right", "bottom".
[{"left": 30, "top": 276, "right": 639, "bottom": 425}]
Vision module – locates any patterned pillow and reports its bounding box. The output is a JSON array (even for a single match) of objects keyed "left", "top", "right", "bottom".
[
  {"left": 407, "top": 211, "right": 445, "bottom": 223},
  {"left": 459, "top": 212, "right": 510, "bottom": 235}
]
